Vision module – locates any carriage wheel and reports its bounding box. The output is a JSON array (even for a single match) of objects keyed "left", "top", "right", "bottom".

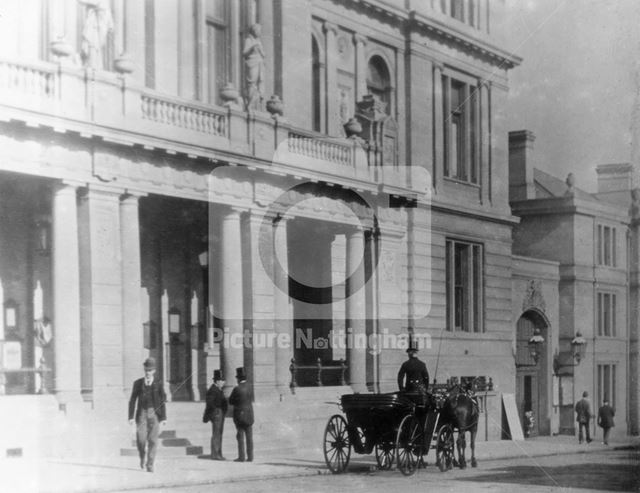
[
  {"left": 375, "top": 442, "right": 394, "bottom": 470},
  {"left": 323, "top": 414, "right": 351, "bottom": 474},
  {"left": 435, "top": 424, "right": 455, "bottom": 472},
  {"left": 395, "top": 415, "right": 422, "bottom": 476}
]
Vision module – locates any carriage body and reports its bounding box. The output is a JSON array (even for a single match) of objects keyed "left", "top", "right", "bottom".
[{"left": 323, "top": 391, "right": 454, "bottom": 475}]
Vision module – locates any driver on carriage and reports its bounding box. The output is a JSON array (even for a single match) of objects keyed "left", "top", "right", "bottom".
[{"left": 397, "top": 338, "right": 429, "bottom": 395}]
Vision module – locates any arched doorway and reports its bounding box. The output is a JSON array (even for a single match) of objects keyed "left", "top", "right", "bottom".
[{"left": 515, "top": 309, "right": 549, "bottom": 437}]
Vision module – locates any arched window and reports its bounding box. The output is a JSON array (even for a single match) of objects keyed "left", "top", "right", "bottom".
[
  {"left": 312, "top": 36, "right": 321, "bottom": 131},
  {"left": 366, "top": 56, "right": 392, "bottom": 114}
]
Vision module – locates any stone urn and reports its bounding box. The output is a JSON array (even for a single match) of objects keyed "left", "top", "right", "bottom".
[
  {"left": 50, "top": 38, "right": 74, "bottom": 58},
  {"left": 266, "top": 95, "right": 284, "bottom": 118},
  {"left": 220, "top": 83, "right": 240, "bottom": 104},
  {"left": 344, "top": 117, "right": 362, "bottom": 137},
  {"left": 114, "top": 54, "right": 135, "bottom": 74}
]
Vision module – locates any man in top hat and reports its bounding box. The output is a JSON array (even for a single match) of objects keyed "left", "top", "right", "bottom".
[
  {"left": 203, "top": 369, "right": 228, "bottom": 460},
  {"left": 597, "top": 397, "right": 615, "bottom": 445},
  {"left": 229, "top": 367, "right": 254, "bottom": 462},
  {"left": 397, "top": 338, "right": 429, "bottom": 395},
  {"left": 128, "top": 357, "right": 167, "bottom": 472}
]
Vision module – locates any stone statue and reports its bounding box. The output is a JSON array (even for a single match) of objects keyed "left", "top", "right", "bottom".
[
  {"left": 631, "top": 188, "right": 640, "bottom": 220},
  {"left": 243, "top": 24, "right": 266, "bottom": 111},
  {"left": 80, "top": 0, "right": 113, "bottom": 70},
  {"left": 564, "top": 173, "right": 576, "bottom": 196}
]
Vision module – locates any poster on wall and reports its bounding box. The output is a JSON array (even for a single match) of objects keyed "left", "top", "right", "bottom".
[
  {"left": 552, "top": 375, "right": 559, "bottom": 407},
  {"left": 560, "top": 375, "right": 574, "bottom": 406}
]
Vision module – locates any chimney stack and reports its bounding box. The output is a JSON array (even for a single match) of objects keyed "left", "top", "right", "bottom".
[
  {"left": 509, "top": 130, "right": 536, "bottom": 201},
  {"left": 595, "top": 163, "right": 634, "bottom": 207}
]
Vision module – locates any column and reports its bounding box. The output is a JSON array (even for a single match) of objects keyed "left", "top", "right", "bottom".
[
  {"left": 480, "top": 80, "right": 491, "bottom": 204},
  {"left": 433, "top": 63, "right": 444, "bottom": 193},
  {"left": 324, "top": 22, "right": 339, "bottom": 135},
  {"left": 273, "top": 215, "right": 292, "bottom": 394},
  {"left": 220, "top": 208, "right": 244, "bottom": 394},
  {"left": 353, "top": 34, "right": 368, "bottom": 103},
  {"left": 120, "top": 194, "right": 144, "bottom": 394},
  {"left": 124, "top": 0, "right": 146, "bottom": 85},
  {"left": 52, "top": 183, "right": 81, "bottom": 402},
  {"left": 629, "top": 217, "right": 640, "bottom": 435},
  {"left": 346, "top": 227, "right": 367, "bottom": 393}
]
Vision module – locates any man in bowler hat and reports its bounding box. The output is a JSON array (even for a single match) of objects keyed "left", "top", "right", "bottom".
[
  {"left": 229, "top": 367, "right": 254, "bottom": 462},
  {"left": 203, "top": 369, "right": 228, "bottom": 460},
  {"left": 397, "top": 338, "right": 429, "bottom": 394},
  {"left": 128, "top": 357, "right": 167, "bottom": 472},
  {"left": 575, "top": 391, "right": 593, "bottom": 444},
  {"left": 597, "top": 397, "right": 615, "bottom": 445}
]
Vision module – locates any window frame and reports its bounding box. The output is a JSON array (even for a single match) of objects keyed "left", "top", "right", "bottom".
[
  {"left": 446, "top": 238, "right": 484, "bottom": 333},
  {"left": 597, "top": 224, "right": 617, "bottom": 267},
  {"left": 597, "top": 363, "right": 616, "bottom": 409},
  {"left": 597, "top": 291, "right": 617, "bottom": 337}
]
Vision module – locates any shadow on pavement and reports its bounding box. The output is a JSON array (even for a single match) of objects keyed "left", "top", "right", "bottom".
[{"left": 457, "top": 459, "right": 640, "bottom": 492}]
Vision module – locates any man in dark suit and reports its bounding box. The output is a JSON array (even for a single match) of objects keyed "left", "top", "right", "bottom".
[
  {"left": 203, "top": 369, "right": 228, "bottom": 460},
  {"left": 397, "top": 341, "right": 429, "bottom": 395},
  {"left": 229, "top": 367, "right": 254, "bottom": 462},
  {"left": 597, "top": 397, "right": 615, "bottom": 445},
  {"left": 128, "top": 358, "right": 167, "bottom": 472},
  {"left": 575, "top": 391, "right": 593, "bottom": 444}
]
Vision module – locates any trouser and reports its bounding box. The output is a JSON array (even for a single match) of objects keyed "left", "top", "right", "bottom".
[
  {"left": 210, "top": 411, "right": 225, "bottom": 459},
  {"left": 236, "top": 424, "right": 253, "bottom": 461},
  {"left": 578, "top": 420, "right": 591, "bottom": 443},
  {"left": 602, "top": 426, "right": 611, "bottom": 444},
  {"left": 136, "top": 409, "right": 159, "bottom": 466}
]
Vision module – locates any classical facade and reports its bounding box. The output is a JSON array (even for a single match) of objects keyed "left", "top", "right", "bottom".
[{"left": 12, "top": 0, "right": 633, "bottom": 459}]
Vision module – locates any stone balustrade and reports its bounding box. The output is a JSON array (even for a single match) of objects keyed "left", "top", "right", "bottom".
[{"left": 0, "top": 57, "right": 410, "bottom": 192}]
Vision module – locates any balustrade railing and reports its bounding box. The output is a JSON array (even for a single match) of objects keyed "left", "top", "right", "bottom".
[
  {"left": 0, "top": 60, "right": 55, "bottom": 99},
  {"left": 141, "top": 94, "right": 228, "bottom": 138},
  {"left": 288, "top": 131, "right": 353, "bottom": 167},
  {"left": 289, "top": 357, "right": 348, "bottom": 392}
]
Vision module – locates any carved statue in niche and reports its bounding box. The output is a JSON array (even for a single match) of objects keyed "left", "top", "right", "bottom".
[
  {"left": 243, "top": 23, "right": 266, "bottom": 111},
  {"left": 522, "top": 279, "right": 546, "bottom": 313},
  {"left": 79, "top": 0, "right": 113, "bottom": 70}
]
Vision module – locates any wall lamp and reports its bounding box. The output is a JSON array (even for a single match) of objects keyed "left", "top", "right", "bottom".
[
  {"left": 553, "top": 331, "right": 587, "bottom": 374},
  {"left": 516, "top": 327, "right": 545, "bottom": 368}
]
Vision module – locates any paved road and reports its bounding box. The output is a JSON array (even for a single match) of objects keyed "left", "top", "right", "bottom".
[{"left": 132, "top": 448, "right": 639, "bottom": 493}]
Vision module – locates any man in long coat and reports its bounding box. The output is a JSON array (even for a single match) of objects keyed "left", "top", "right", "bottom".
[
  {"left": 574, "top": 391, "right": 593, "bottom": 444},
  {"left": 229, "top": 367, "right": 254, "bottom": 462},
  {"left": 128, "top": 358, "right": 167, "bottom": 472},
  {"left": 203, "top": 370, "right": 228, "bottom": 460},
  {"left": 397, "top": 343, "right": 429, "bottom": 394},
  {"left": 597, "top": 398, "right": 615, "bottom": 445}
]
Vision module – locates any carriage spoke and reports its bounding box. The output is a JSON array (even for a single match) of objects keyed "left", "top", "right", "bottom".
[{"left": 323, "top": 415, "right": 351, "bottom": 474}]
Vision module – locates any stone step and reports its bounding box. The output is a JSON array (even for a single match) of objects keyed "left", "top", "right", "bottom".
[{"left": 120, "top": 445, "right": 203, "bottom": 457}]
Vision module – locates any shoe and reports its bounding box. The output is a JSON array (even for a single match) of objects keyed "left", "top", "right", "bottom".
[
  {"left": 247, "top": 458, "right": 253, "bottom": 462},
  {"left": 234, "top": 458, "right": 245, "bottom": 462},
  {"left": 139, "top": 458, "right": 145, "bottom": 470},
  {"left": 146, "top": 464, "right": 154, "bottom": 472},
  {"left": 587, "top": 439, "right": 592, "bottom": 444}
]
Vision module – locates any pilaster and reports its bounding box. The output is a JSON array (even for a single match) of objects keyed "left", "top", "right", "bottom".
[
  {"left": 346, "top": 227, "right": 367, "bottom": 392},
  {"left": 324, "top": 22, "right": 339, "bottom": 136}
]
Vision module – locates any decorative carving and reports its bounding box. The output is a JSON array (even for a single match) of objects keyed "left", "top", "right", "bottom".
[
  {"left": 243, "top": 24, "right": 266, "bottom": 112},
  {"left": 522, "top": 280, "right": 546, "bottom": 313},
  {"left": 79, "top": 0, "right": 114, "bottom": 70},
  {"left": 380, "top": 249, "right": 396, "bottom": 282},
  {"left": 564, "top": 173, "right": 575, "bottom": 196},
  {"left": 141, "top": 94, "right": 227, "bottom": 137},
  {"left": 631, "top": 188, "right": 640, "bottom": 221}
]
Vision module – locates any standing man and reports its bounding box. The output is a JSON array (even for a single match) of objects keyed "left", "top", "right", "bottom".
[
  {"left": 229, "top": 367, "right": 254, "bottom": 462},
  {"left": 574, "top": 391, "right": 593, "bottom": 444},
  {"left": 203, "top": 369, "right": 228, "bottom": 460},
  {"left": 597, "top": 397, "right": 615, "bottom": 445},
  {"left": 128, "top": 358, "right": 167, "bottom": 472},
  {"left": 397, "top": 340, "right": 429, "bottom": 395}
]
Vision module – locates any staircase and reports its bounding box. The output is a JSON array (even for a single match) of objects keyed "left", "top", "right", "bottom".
[{"left": 120, "top": 429, "right": 203, "bottom": 457}]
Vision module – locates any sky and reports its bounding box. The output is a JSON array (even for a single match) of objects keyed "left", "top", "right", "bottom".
[{"left": 504, "top": 0, "right": 640, "bottom": 192}]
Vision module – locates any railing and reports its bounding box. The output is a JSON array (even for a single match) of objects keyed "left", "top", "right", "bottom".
[
  {"left": 0, "top": 60, "right": 55, "bottom": 99},
  {"left": 0, "top": 366, "right": 52, "bottom": 395},
  {"left": 288, "top": 131, "right": 353, "bottom": 167},
  {"left": 289, "top": 357, "right": 348, "bottom": 392},
  {"left": 141, "top": 94, "right": 228, "bottom": 137}
]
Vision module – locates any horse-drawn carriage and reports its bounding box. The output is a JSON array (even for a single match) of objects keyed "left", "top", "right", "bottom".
[{"left": 323, "top": 385, "right": 471, "bottom": 476}]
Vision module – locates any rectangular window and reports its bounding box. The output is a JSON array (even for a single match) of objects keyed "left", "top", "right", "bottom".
[
  {"left": 449, "top": 0, "right": 477, "bottom": 27},
  {"left": 597, "top": 225, "right": 617, "bottom": 267},
  {"left": 597, "top": 292, "right": 617, "bottom": 337},
  {"left": 206, "top": 0, "right": 230, "bottom": 105},
  {"left": 597, "top": 364, "right": 616, "bottom": 409},
  {"left": 446, "top": 239, "right": 483, "bottom": 332},
  {"left": 443, "top": 76, "right": 479, "bottom": 184}
]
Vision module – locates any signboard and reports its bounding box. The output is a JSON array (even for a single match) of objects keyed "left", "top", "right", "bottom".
[
  {"left": 2, "top": 341, "right": 22, "bottom": 370},
  {"left": 502, "top": 393, "right": 524, "bottom": 441}
]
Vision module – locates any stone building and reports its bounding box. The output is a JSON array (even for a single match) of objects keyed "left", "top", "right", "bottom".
[{"left": 3, "top": 0, "right": 633, "bottom": 460}]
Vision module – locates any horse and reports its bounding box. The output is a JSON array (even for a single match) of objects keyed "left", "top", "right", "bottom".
[{"left": 442, "top": 385, "right": 479, "bottom": 468}]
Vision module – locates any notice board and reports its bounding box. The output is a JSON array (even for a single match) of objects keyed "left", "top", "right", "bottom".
[{"left": 502, "top": 393, "right": 524, "bottom": 441}]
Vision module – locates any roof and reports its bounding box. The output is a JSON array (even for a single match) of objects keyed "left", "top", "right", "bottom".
[{"left": 533, "top": 168, "right": 600, "bottom": 203}]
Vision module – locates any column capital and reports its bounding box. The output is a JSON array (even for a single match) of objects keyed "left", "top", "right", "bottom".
[
  {"left": 479, "top": 78, "right": 493, "bottom": 89},
  {"left": 432, "top": 61, "right": 445, "bottom": 73},
  {"left": 353, "top": 33, "right": 367, "bottom": 46},
  {"left": 323, "top": 21, "right": 338, "bottom": 36}
]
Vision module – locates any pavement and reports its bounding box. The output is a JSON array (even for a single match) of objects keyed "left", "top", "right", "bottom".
[{"left": 1, "top": 435, "right": 638, "bottom": 493}]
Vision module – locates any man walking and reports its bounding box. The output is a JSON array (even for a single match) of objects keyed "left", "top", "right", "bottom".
[
  {"left": 203, "top": 369, "right": 228, "bottom": 460},
  {"left": 597, "top": 397, "right": 615, "bottom": 445},
  {"left": 128, "top": 358, "right": 167, "bottom": 472},
  {"left": 229, "top": 367, "right": 254, "bottom": 462},
  {"left": 574, "top": 391, "right": 593, "bottom": 444}
]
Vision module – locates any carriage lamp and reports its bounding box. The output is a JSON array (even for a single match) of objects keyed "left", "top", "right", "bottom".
[
  {"left": 527, "top": 328, "right": 545, "bottom": 364},
  {"left": 570, "top": 331, "right": 587, "bottom": 363}
]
